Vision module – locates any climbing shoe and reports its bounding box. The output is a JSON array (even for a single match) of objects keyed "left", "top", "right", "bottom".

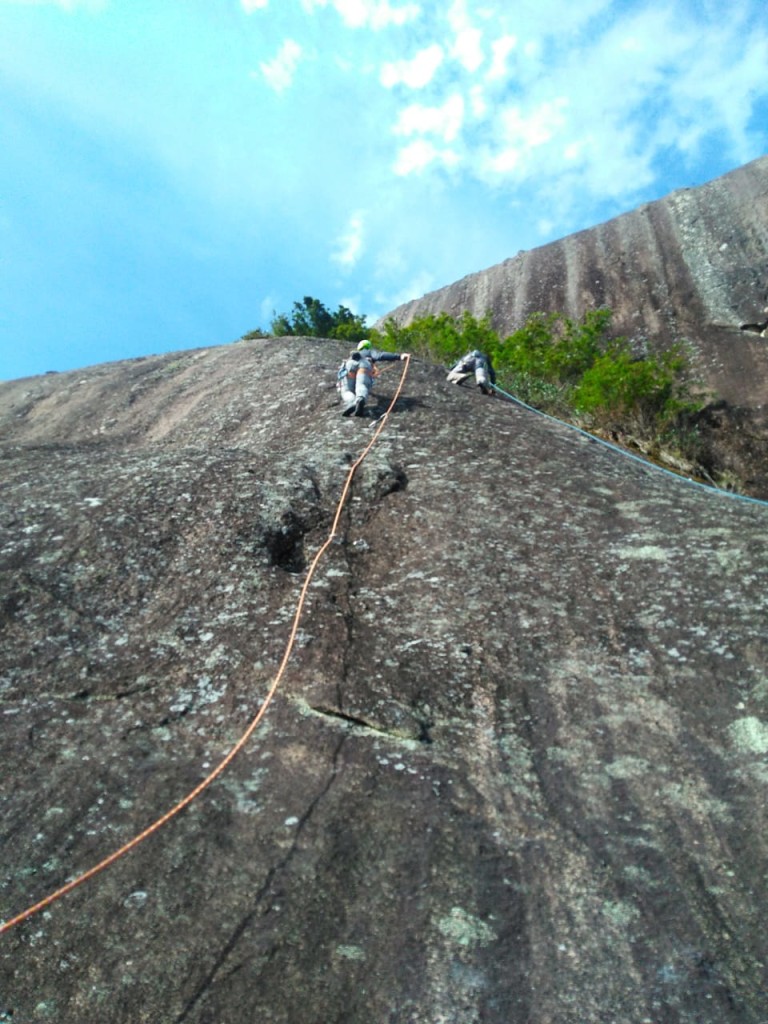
[
  {"left": 342, "top": 401, "right": 356, "bottom": 417},
  {"left": 354, "top": 397, "right": 366, "bottom": 417}
]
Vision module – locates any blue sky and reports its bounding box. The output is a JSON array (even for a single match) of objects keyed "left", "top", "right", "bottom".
[{"left": 1, "top": 0, "right": 767, "bottom": 381}]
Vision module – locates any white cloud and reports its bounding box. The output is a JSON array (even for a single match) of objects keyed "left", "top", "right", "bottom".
[
  {"left": 393, "top": 94, "right": 464, "bottom": 143},
  {"left": 497, "top": 97, "right": 568, "bottom": 151},
  {"left": 536, "top": 217, "right": 556, "bottom": 237},
  {"left": 378, "top": 269, "right": 435, "bottom": 312},
  {"left": 260, "top": 296, "right": 276, "bottom": 326},
  {"left": 393, "top": 139, "right": 459, "bottom": 175},
  {"left": 517, "top": 5, "right": 762, "bottom": 205},
  {"left": 332, "top": 212, "right": 365, "bottom": 268},
  {"left": 381, "top": 44, "right": 444, "bottom": 89},
  {"left": 487, "top": 34, "right": 517, "bottom": 80},
  {"left": 241, "top": 0, "right": 269, "bottom": 10},
  {"left": 302, "top": 0, "right": 420, "bottom": 29},
  {"left": 258, "top": 39, "right": 303, "bottom": 92},
  {"left": 338, "top": 294, "right": 364, "bottom": 313},
  {"left": 452, "top": 26, "right": 484, "bottom": 72},
  {"left": 372, "top": 0, "right": 767, "bottom": 236},
  {"left": 563, "top": 139, "right": 587, "bottom": 162},
  {"left": 666, "top": 30, "right": 768, "bottom": 163},
  {"left": 469, "top": 84, "right": 487, "bottom": 118},
  {"left": 448, "top": 0, "right": 484, "bottom": 72},
  {"left": 467, "top": 95, "right": 573, "bottom": 182}
]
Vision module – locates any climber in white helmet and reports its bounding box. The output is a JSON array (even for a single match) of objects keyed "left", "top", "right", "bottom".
[{"left": 336, "top": 339, "right": 408, "bottom": 418}]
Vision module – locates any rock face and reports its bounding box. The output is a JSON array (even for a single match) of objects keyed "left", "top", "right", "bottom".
[
  {"left": 382, "top": 155, "right": 768, "bottom": 422},
  {"left": 1, "top": 340, "right": 767, "bottom": 1024}
]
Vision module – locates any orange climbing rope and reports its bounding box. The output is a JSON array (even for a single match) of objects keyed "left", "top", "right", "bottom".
[{"left": 1, "top": 355, "right": 412, "bottom": 936}]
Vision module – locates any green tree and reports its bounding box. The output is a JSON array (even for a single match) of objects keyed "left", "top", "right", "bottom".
[
  {"left": 377, "top": 306, "right": 704, "bottom": 452},
  {"left": 376, "top": 310, "right": 498, "bottom": 362},
  {"left": 500, "top": 309, "right": 613, "bottom": 382},
  {"left": 269, "top": 296, "right": 369, "bottom": 342},
  {"left": 330, "top": 304, "right": 369, "bottom": 342},
  {"left": 271, "top": 296, "right": 335, "bottom": 337},
  {"left": 573, "top": 343, "right": 697, "bottom": 433}
]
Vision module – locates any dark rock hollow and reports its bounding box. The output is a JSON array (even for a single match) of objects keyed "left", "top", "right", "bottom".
[{"left": 0, "top": 338, "right": 767, "bottom": 1023}]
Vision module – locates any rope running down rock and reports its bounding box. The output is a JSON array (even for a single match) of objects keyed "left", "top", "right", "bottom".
[{"left": 0, "top": 355, "right": 413, "bottom": 936}]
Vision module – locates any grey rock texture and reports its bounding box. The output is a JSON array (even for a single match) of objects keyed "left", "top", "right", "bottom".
[
  {"left": 1, "top": 339, "right": 767, "bottom": 1024},
  {"left": 381, "top": 155, "right": 768, "bottom": 420}
]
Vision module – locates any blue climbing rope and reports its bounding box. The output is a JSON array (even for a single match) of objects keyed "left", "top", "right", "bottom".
[{"left": 489, "top": 382, "right": 768, "bottom": 509}]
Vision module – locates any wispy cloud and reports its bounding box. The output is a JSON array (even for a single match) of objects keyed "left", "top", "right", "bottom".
[
  {"left": 393, "top": 139, "right": 459, "bottom": 175},
  {"left": 302, "top": 0, "right": 420, "bottom": 29},
  {"left": 257, "top": 39, "right": 303, "bottom": 92},
  {"left": 332, "top": 212, "right": 365, "bottom": 268},
  {"left": 663, "top": 29, "right": 768, "bottom": 163},
  {"left": 376, "top": 268, "right": 435, "bottom": 311},
  {"left": 382, "top": 0, "right": 768, "bottom": 225},
  {"left": 487, "top": 34, "right": 516, "bottom": 81},
  {"left": 260, "top": 296, "right": 276, "bottom": 326},
  {"left": 480, "top": 97, "right": 569, "bottom": 175},
  {"left": 3, "top": 0, "right": 767, "bottom": 381},
  {"left": 448, "top": 0, "right": 484, "bottom": 72},
  {"left": 394, "top": 94, "right": 464, "bottom": 143},
  {"left": 380, "top": 44, "right": 444, "bottom": 88}
]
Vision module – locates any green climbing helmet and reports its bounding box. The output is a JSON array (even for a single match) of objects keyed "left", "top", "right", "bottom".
[{"left": 357, "top": 339, "right": 372, "bottom": 351}]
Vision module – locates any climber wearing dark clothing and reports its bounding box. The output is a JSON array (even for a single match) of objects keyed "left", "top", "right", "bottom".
[
  {"left": 337, "top": 339, "right": 407, "bottom": 417},
  {"left": 447, "top": 350, "right": 496, "bottom": 395}
]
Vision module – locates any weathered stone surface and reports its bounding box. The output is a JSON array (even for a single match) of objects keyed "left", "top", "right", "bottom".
[
  {"left": 381, "top": 155, "right": 768, "bottom": 474},
  {"left": 0, "top": 339, "right": 767, "bottom": 1023}
]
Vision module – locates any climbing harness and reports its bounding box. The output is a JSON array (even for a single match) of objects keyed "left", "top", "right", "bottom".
[
  {"left": 490, "top": 381, "right": 768, "bottom": 509},
  {"left": 1, "top": 356, "right": 412, "bottom": 936}
]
